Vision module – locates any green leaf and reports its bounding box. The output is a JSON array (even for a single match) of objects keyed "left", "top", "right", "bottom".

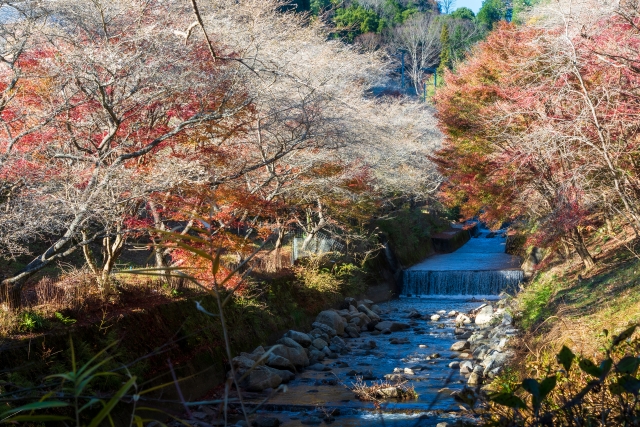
[
  {"left": 490, "top": 392, "right": 527, "bottom": 409},
  {"left": 579, "top": 358, "right": 601, "bottom": 377},
  {"left": 522, "top": 378, "right": 541, "bottom": 410},
  {"left": 521, "top": 379, "right": 540, "bottom": 399},
  {"left": 87, "top": 376, "right": 137, "bottom": 427},
  {"left": 1, "top": 415, "right": 73, "bottom": 423},
  {"left": 612, "top": 324, "right": 637, "bottom": 347},
  {"left": 557, "top": 346, "right": 574, "bottom": 372},
  {"left": 539, "top": 376, "right": 557, "bottom": 399},
  {"left": 2, "top": 400, "right": 70, "bottom": 415},
  {"left": 617, "top": 356, "right": 640, "bottom": 374},
  {"left": 619, "top": 374, "right": 640, "bottom": 394},
  {"left": 610, "top": 381, "right": 625, "bottom": 395},
  {"left": 600, "top": 358, "right": 613, "bottom": 377}
]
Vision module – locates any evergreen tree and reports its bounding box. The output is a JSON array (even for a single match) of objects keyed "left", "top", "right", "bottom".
[
  {"left": 437, "top": 22, "right": 452, "bottom": 79},
  {"left": 477, "top": 0, "right": 506, "bottom": 29}
]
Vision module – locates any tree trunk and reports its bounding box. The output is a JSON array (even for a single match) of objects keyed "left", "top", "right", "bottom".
[
  {"left": 148, "top": 201, "right": 171, "bottom": 284},
  {"left": 268, "top": 225, "right": 285, "bottom": 272},
  {"left": 82, "top": 227, "right": 126, "bottom": 296},
  {"left": 569, "top": 227, "right": 595, "bottom": 269}
]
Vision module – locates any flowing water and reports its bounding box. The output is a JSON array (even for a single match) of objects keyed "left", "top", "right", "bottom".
[
  {"left": 403, "top": 228, "right": 523, "bottom": 296},
  {"left": 243, "top": 298, "right": 494, "bottom": 426},
  {"left": 239, "top": 227, "right": 523, "bottom": 426}
]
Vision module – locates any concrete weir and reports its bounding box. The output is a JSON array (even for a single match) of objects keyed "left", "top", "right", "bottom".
[{"left": 403, "top": 227, "right": 523, "bottom": 296}]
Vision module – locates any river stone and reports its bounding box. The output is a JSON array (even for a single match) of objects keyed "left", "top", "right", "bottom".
[
  {"left": 436, "top": 423, "right": 449, "bottom": 427},
  {"left": 502, "top": 312, "right": 513, "bottom": 326},
  {"left": 408, "top": 310, "right": 421, "bottom": 319},
  {"left": 448, "top": 310, "right": 457, "bottom": 317},
  {"left": 384, "top": 373, "right": 406, "bottom": 381},
  {"left": 349, "top": 305, "right": 359, "bottom": 314},
  {"left": 284, "top": 330, "right": 312, "bottom": 347},
  {"left": 378, "top": 387, "right": 398, "bottom": 398},
  {"left": 270, "top": 344, "right": 309, "bottom": 368},
  {"left": 488, "top": 366, "right": 503, "bottom": 379},
  {"left": 342, "top": 297, "right": 357, "bottom": 309},
  {"left": 449, "top": 361, "right": 460, "bottom": 369},
  {"left": 456, "top": 313, "right": 472, "bottom": 324},
  {"left": 301, "top": 416, "right": 322, "bottom": 425},
  {"left": 336, "top": 309, "right": 351, "bottom": 317},
  {"left": 468, "top": 371, "right": 481, "bottom": 386},
  {"left": 430, "top": 314, "right": 441, "bottom": 321},
  {"left": 330, "top": 336, "right": 347, "bottom": 351},
  {"left": 357, "top": 304, "right": 381, "bottom": 321},
  {"left": 308, "top": 363, "right": 331, "bottom": 372},
  {"left": 460, "top": 361, "right": 474, "bottom": 374},
  {"left": 473, "top": 344, "right": 490, "bottom": 360},
  {"left": 375, "top": 321, "right": 410, "bottom": 332},
  {"left": 265, "top": 353, "right": 296, "bottom": 371},
  {"left": 312, "top": 322, "right": 337, "bottom": 337},
  {"left": 308, "top": 349, "right": 325, "bottom": 363},
  {"left": 345, "top": 326, "right": 360, "bottom": 338},
  {"left": 232, "top": 355, "right": 256, "bottom": 370},
  {"left": 312, "top": 338, "right": 328, "bottom": 350},
  {"left": 371, "top": 304, "right": 382, "bottom": 314},
  {"left": 309, "top": 328, "right": 330, "bottom": 342},
  {"left": 277, "top": 337, "right": 303, "bottom": 350},
  {"left": 265, "top": 366, "right": 295, "bottom": 383},
  {"left": 475, "top": 305, "right": 494, "bottom": 325},
  {"left": 404, "top": 367, "right": 414, "bottom": 375},
  {"left": 252, "top": 417, "right": 280, "bottom": 427},
  {"left": 450, "top": 341, "right": 470, "bottom": 351},
  {"left": 315, "top": 310, "right": 346, "bottom": 336},
  {"left": 238, "top": 365, "right": 282, "bottom": 391}
]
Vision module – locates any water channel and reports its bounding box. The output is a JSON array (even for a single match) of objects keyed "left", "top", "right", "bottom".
[{"left": 240, "top": 227, "right": 522, "bottom": 426}]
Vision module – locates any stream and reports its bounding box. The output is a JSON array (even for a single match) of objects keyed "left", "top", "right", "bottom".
[
  {"left": 232, "top": 227, "right": 521, "bottom": 427},
  {"left": 243, "top": 298, "right": 496, "bottom": 426}
]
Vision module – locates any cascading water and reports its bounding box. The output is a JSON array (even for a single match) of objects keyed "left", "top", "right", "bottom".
[{"left": 403, "top": 227, "right": 523, "bottom": 296}]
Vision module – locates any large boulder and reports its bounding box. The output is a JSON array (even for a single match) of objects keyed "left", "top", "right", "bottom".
[
  {"left": 315, "top": 310, "right": 346, "bottom": 336},
  {"left": 277, "top": 337, "right": 303, "bottom": 350},
  {"left": 284, "top": 330, "right": 312, "bottom": 347},
  {"left": 475, "top": 305, "right": 495, "bottom": 325},
  {"left": 374, "top": 321, "right": 410, "bottom": 332},
  {"left": 232, "top": 355, "right": 256, "bottom": 371},
  {"left": 238, "top": 365, "right": 282, "bottom": 391},
  {"left": 311, "top": 322, "right": 337, "bottom": 337},
  {"left": 270, "top": 344, "right": 309, "bottom": 368},
  {"left": 265, "top": 353, "right": 296, "bottom": 371}
]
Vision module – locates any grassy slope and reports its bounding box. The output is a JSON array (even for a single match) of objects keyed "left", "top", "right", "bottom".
[{"left": 512, "top": 226, "right": 640, "bottom": 368}]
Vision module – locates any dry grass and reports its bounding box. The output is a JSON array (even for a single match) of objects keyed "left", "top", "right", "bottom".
[
  {"left": 507, "top": 223, "right": 640, "bottom": 379},
  {"left": 349, "top": 377, "right": 418, "bottom": 402}
]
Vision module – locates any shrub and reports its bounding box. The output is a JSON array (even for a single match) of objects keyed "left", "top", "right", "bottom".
[
  {"left": 19, "top": 311, "right": 45, "bottom": 332},
  {"left": 487, "top": 324, "right": 640, "bottom": 426}
]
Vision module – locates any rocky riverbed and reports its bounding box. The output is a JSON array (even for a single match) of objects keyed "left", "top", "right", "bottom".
[{"left": 172, "top": 296, "right": 517, "bottom": 427}]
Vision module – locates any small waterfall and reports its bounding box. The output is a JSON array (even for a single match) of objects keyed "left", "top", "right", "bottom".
[
  {"left": 402, "top": 269, "right": 523, "bottom": 296},
  {"left": 401, "top": 225, "right": 523, "bottom": 296}
]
